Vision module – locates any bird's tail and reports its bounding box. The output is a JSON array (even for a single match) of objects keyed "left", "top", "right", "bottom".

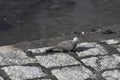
[{"left": 45, "top": 46, "right": 56, "bottom": 52}]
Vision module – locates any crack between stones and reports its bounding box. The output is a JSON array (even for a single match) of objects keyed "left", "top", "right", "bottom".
[
  {"left": 0, "top": 63, "right": 58, "bottom": 80},
  {"left": 66, "top": 52, "right": 96, "bottom": 72},
  {"left": 21, "top": 41, "right": 120, "bottom": 80},
  {"left": 48, "top": 64, "right": 81, "bottom": 70},
  {"left": 66, "top": 52, "right": 106, "bottom": 80},
  {"left": 0, "top": 65, "right": 11, "bottom": 68},
  {"left": 96, "top": 42, "right": 120, "bottom": 56},
  {"left": 0, "top": 69, "right": 11, "bottom": 80},
  {"left": 1, "top": 41, "right": 119, "bottom": 80},
  {"left": 79, "top": 54, "right": 109, "bottom": 60},
  {"left": 22, "top": 63, "right": 58, "bottom": 80},
  {"left": 25, "top": 76, "right": 56, "bottom": 80},
  {"left": 101, "top": 67, "right": 120, "bottom": 73}
]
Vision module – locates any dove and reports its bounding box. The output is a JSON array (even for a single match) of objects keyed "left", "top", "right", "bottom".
[{"left": 46, "top": 37, "right": 78, "bottom": 52}]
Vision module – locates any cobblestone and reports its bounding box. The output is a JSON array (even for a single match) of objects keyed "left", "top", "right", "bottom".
[
  {"left": 81, "top": 54, "right": 120, "bottom": 71},
  {"left": 76, "top": 42, "right": 108, "bottom": 57},
  {"left": 102, "top": 70, "right": 120, "bottom": 80},
  {"left": 102, "top": 39, "right": 119, "bottom": 45},
  {"left": 36, "top": 53, "right": 80, "bottom": 68},
  {"left": 1, "top": 66, "right": 46, "bottom": 80},
  {"left": 0, "top": 50, "right": 37, "bottom": 65},
  {"left": 0, "top": 38, "right": 120, "bottom": 80},
  {"left": 51, "top": 66, "right": 94, "bottom": 80}
]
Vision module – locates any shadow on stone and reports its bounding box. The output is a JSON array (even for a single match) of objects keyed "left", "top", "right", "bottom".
[
  {"left": 72, "top": 47, "right": 93, "bottom": 52},
  {"left": 85, "top": 78, "right": 95, "bottom": 80}
]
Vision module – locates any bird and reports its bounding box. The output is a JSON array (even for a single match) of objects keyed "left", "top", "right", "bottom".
[{"left": 46, "top": 37, "right": 79, "bottom": 52}]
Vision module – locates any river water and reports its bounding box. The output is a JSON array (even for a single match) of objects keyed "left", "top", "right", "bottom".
[{"left": 0, "top": 0, "right": 120, "bottom": 45}]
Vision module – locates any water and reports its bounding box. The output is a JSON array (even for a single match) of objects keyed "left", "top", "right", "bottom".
[{"left": 0, "top": 0, "right": 120, "bottom": 45}]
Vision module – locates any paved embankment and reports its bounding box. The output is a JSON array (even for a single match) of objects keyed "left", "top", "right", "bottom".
[{"left": 0, "top": 38, "right": 120, "bottom": 80}]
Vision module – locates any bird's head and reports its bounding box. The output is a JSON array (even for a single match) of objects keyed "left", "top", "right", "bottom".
[{"left": 73, "top": 37, "right": 78, "bottom": 43}]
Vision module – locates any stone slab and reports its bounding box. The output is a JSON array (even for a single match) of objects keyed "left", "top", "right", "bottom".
[
  {"left": 36, "top": 53, "right": 80, "bottom": 68},
  {"left": 0, "top": 50, "right": 37, "bottom": 65},
  {"left": 1, "top": 66, "right": 46, "bottom": 80},
  {"left": 51, "top": 66, "right": 94, "bottom": 80}
]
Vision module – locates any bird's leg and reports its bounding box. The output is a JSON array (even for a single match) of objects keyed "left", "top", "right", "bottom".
[{"left": 63, "top": 49, "right": 73, "bottom": 55}]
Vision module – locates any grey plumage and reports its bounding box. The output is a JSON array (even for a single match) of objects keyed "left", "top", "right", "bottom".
[{"left": 46, "top": 37, "right": 78, "bottom": 52}]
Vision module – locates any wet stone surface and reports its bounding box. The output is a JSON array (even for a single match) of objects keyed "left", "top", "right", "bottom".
[{"left": 0, "top": 38, "right": 120, "bottom": 80}]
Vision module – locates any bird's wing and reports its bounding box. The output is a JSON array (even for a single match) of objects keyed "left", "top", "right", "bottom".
[{"left": 57, "top": 40, "right": 74, "bottom": 50}]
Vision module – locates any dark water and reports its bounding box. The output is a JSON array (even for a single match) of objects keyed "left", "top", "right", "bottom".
[
  {"left": 0, "top": 0, "right": 120, "bottom": 45},
  {"left": 0, "top": 23, "right": 14, "bottom": 32}
]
